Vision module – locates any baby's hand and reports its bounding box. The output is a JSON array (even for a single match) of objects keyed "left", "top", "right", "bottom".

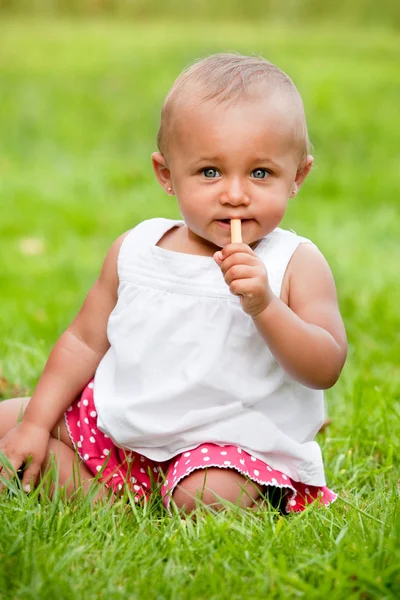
[
  {"left": 0, "top": 420, "right": 50, "bottom": 493},
  {"left": 214, "top": 243, "right": 273, "bottom": 317}
]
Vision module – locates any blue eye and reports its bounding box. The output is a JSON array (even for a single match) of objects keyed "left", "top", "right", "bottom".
[
  {"left": 252, "top": 168, "right": 269, "bottom": 179},
  {"left": 202, "top": 168, "right": 221, "bottom": 178}
]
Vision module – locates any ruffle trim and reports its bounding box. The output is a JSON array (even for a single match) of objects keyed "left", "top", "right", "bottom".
[{"left": 161, "top": 461, "right": 337, "bottom": 513}]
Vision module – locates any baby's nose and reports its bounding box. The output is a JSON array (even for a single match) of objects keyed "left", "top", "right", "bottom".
[{"left": 220, "top": 178, "right": 250, "bottom": 206}]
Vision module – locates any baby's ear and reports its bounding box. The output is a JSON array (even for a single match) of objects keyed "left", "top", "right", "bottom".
[
  {"left": 152, "top": 152, "right": 174, "bottom": 195},
  {"left": 291, "top": 155, "right": 313, "bottom": 197}
]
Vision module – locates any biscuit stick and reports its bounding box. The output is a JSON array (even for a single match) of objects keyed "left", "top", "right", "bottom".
[{"left": 230, "top": 219, "right": 242, "bottom": 244}]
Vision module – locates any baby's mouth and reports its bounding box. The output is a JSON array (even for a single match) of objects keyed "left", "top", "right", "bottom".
[{"left": 216, "top": 218, "right": 251, "bottom": 226}]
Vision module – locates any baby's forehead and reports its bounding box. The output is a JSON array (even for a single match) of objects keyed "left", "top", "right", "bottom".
[{"left": 170, "top": 91, "right": 300, "bottom": 137}]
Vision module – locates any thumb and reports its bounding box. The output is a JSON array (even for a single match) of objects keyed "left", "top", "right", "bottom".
[{"left": 213, "top": 251, "right": 223, "bottom": 266}]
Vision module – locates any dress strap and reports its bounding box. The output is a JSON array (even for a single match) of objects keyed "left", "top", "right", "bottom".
[
  {"left": 117, "top": 218, "right": 183, "bottom": 274},
  {"left": 256, "top": 228, "right": 315, "bottom": 297}
]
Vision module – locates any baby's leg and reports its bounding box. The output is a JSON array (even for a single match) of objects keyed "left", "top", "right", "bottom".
[
  {"left": 0, "top": 397, "right": 96, "bottom": 497},
  {"left": 171, "top": 467, "right": 263, "bottom": 513}
]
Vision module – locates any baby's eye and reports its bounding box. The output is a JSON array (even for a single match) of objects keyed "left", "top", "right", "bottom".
[
  {"left": 202, "top": 168, "right": 221, "bottom": 178},
  {"left": 251, "top": 168, "right": 269, "bottom": 179}
]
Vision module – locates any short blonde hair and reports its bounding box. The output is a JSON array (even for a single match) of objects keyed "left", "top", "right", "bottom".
[{"left": 157, "top": 53, "right": 311, "bottom": 167}]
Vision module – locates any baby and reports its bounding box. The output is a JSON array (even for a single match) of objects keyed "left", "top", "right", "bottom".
[{"left": 0, "top": 53, "right": 347, "bottom": 513}]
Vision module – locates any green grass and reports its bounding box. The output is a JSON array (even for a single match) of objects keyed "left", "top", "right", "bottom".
[{"left": 0, "top": 18, "right": 399, "bottom": 599}]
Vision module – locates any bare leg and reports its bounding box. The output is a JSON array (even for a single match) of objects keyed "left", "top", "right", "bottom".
[
  {"left": 0, "top": 397, "right": 99, "bottom": 498},
  {"left": 171, "top": 467, "right": 264, "bottom": 513}
]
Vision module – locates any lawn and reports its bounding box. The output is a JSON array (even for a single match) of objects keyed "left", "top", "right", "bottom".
[{"left": 0, "top": 18, "right": 399, "bottom": 599}]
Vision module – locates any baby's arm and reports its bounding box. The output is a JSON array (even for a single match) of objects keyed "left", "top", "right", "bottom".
[
  {"left": 23, "top": 233, "right": 127, "bottom": 429},
  {"left": 252, "top": 243, "right": 347, "bottom": 389},
  {"left": 215, "top": 242, "right": 347, "bottom": 389},
  {"left": 0, "top": 233, "right": 127, "bottom": 486}
]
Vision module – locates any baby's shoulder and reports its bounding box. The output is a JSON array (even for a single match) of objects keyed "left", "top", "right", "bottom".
[{"left": 283, "top": 239, "right": 336, "bottom": 305}]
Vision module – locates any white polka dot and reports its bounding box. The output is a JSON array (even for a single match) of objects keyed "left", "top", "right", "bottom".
[
  {"left": 201, "top": 448, "right": 208, "bottom": 454},
  {"left": 91, "top": 428, "right": 97, "bottom": 435},
  {"left": 174, "top": 461, "right": 179, "bottom": 467},
  {"left": 237, "top": 448, "right": 242, "bottom": 454},
  {"left": 185, "top": 459, "right": 190, "bottom": 465},
  {"left": 77, "top": 441, "right": 82, "bottom": 448},
  {"left": 88, "top": 382, "right": 94, "bottom": 389},
  {"left": 134, "top": 485, "right": 140, "bottom": 491},
  {"left": 240, "top": 459, "right": 245, "bottom": 465},
  {"left": 140, "top": 468, "right": 145, "bottom": 473},
  {"left": 90, "top": 411, "right": 97, "bottom": 418},
  {"left": 153, "top": 467, "right": 158, "bottom": 473},
  {"left": 267, "top": 466, "right": 272, "bottom": 471},
  {"left": 251, "top": 456, "right": 257, "bottom": 462},
  {"left": 80, "top": 435, "right": 84, "bottom": 442},
  {"left": 83, "top": 399, "right": 89, "bottom": 406},
  {"left": 77, "top": 421, "right": 80, "bottom": 428},
  {"left": 134, "top": 496, "right": 139, "bottom": 503},
  {"left": 104, "top": 434, "right": 109, "bottom": 439},
  {"left": 112, "top": 473, "right": 118, "bottom": 478},
  {"left": 271, "top": 478, "right": 278, "bottom": 485},
  {"left": 77, "top": 402, "right": 81, "bottom": 408},
  {"left": 220, "top": 451, "right": 227, "bottom": 456},
  {"left": 305, "top": 488, "right": 310, "bottom": 495},
  {"left": 118, "top": 484, "right": 123, "bottom": 491},
  {"left": 100, "top": 455, "right": 104, "bottom": 459},
  {"left": 142, "top": 482, "right": 147, "bottom": 487},
  {"left": 96, "top": 465, "right": 101, "bottom": 472},
  {"left": 203, "top": 456, "right": 210, "bottom": 461},
  {"left": 131, "top": 477, "right": 137, "bottom": 483},
  {"left": 173, "top": 469, "right": 177, "bottom": 475},
  {"left": 165, "top": 480, "right": 168, "bottom": 485},
  {"left": 224, "top": 461, "right": 231, "bottom": 466},
  {"left": 184, "top": 452, "right": 191, "bottom": 457},
  {"left": 103, "top": 449, "right": 110, "bottom": 456},
  {"left": 84, "top": 454, "right": 89, "bottom": 460},
  {"left": 289, "top": 499, "right": 296, "bottom": 506},
  {"left": 254, "top": 469, "right": 259, "bottom": 476},
  {"left": 84, "top": 418, "right": 89, "bottom": 425},
  {"left": 282, "top": 474, "right": 288, "bottom": 480},
  {"left": 89, "top": 436, "right": 96, "bottom": 443},
  {"left": 67, "top": 406, "right": 73, "bottom": 412},
  {"left": 140, "top": 456, "right": 145, "bottom": 462}
]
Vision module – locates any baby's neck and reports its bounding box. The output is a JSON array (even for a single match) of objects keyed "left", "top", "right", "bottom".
[{"left": 156, "top": 224, "right": 219, "bottom": 257}]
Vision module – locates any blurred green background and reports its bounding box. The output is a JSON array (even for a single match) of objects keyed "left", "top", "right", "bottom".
[
  {"left": 0, "top": 3, "right": 399, "bottom": 598},
  {"left": 1, "top": 0, "right": 400, "bottom": 30}
]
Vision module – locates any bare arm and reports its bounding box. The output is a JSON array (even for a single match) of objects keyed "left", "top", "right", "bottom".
[
  {"left": 22, "top": 232, "right": 128, "bottom": 431},
  {"left": 215, "top": 241, "right": 347, "bottom": 390},
  {"left": 253, "top": 243, "right": 347, "bottom": 389}
]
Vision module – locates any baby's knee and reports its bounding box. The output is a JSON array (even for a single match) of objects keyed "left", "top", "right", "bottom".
[{"left": 171, "top": 467, "right": 262, "bottom": 513}]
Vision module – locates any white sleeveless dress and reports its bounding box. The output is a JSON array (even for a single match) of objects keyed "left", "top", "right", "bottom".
[{"left": 94, "top": 218, "right": 327, "bottom": 486}]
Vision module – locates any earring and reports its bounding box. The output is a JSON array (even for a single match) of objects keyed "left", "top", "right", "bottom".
[{"left": 167, "top": 186, "right": 173, "bottom": 194}]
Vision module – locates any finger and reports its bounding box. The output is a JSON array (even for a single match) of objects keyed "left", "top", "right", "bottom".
[
  {"left": 229, "top": 278, "right": 259, "bottom": 297},
  {"left": 213, "top": 251, "right": 223, "bottom": 266},
  {"left": 219, "top": 252, "right": 259, "bottom": 275},
  {"left": 220, "top": 243, "right": 255, "bottom": 259},
  {"left": 0, "top": 455, "right": 23, "bottom": 491},
  {"left": 224, "top": 265, "right": 255, "bottom": 286},
  {"left": 22, "top": 462, "right": 41, "bottom": 493}
]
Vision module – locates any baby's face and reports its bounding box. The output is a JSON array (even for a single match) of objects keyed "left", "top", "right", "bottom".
[{"left": 156, "top": 97, "right": 310, "bottom": 250}]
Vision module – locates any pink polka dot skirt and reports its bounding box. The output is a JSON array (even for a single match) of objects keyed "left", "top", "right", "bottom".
[{"left": 65, "top": 381, "right": 337, "bottom": 513}]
